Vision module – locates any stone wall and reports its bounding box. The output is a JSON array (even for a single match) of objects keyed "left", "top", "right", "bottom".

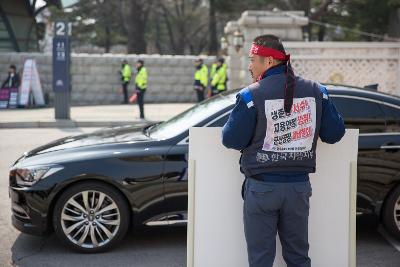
[
  {"left": 285, "top": 42, "right": 400, "bottom": 96},
  {"left": 0, "top": 53, "right": 215, "bottom": 105},
  {"left": 1, "top": 43, "right": 399, "bottom": 107}
]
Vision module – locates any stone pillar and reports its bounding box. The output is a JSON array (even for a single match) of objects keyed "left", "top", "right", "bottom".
[{"left": 225, "top": 10, "right": 308, "bottom": 89}]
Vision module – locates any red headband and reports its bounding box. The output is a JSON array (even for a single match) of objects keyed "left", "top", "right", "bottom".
[{"left": 250, "top": 43, "right": 290, "bottom": 61}]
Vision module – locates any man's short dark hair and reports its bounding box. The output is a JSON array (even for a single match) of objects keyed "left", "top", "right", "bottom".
[
  {"left": 137, "top": 59, "right": 144, "bottom": 65},
  {"left": 9, "top": 64, "right": 16, "bottom": 71},
  {"left": 218, "top": 57, "right": 225, "bottom": 64}
]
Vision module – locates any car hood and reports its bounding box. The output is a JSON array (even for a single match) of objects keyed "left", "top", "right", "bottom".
[{"left": 25, "top": 125, "right": 153, "bottom": 157}]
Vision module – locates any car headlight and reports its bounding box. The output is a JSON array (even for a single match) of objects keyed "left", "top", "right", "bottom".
[{"left": 13, "top": 165, "right": 64, "bottom": 186}]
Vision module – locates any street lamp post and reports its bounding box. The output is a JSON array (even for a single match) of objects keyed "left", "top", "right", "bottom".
[
  {"left": 233, "top": 30, "right": 244, "bottom": 52},
  {"left": 220, "top": 36, "right": 228, "bottom": 55}
]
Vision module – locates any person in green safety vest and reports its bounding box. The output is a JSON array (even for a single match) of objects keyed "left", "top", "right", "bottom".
[
  {"left": 193, "top": 58, "right": 208, "bottom": 102},
  {"left": 211, "top": 58, "right": 227, "bottom": 96},
  {"left": 208, "top": 61, "right": 218, "bottom": 98},
  {"left": 134, "top": 59, "right": 148, "bottom": 119},
  {"left": 210, "top": 62, "right": 218, "bottom": 81},
  {"left": 120, "top": 59, "right": 132, "bottom": 104}
]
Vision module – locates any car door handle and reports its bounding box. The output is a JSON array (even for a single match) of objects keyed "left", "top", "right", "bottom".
[
  {"left": 380, "top": 145, "right": 400, "bottom": 150},
  {"left": 123, "top": 175, "right": 161, "bottom": 185}
]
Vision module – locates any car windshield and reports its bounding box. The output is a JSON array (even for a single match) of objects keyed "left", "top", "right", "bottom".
[{"left": 148, "top": 92, "right": 237, "bottom": 140}]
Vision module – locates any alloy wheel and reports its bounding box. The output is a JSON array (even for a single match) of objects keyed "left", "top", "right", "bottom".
[{"left": 60, "top": 190, "right": 121, "bottom": 249}]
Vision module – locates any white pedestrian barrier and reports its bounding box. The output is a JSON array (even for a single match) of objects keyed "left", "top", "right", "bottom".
[
  {"left": 187, "top": 128, "right": 358, "bottom": 267},
  {"left": 19, "top": 59, "right": 45, "bottom": 107}
]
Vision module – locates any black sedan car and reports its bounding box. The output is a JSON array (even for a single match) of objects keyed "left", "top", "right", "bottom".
[{"left": 9, "top": 85, "right": 400, "bottom": 252}]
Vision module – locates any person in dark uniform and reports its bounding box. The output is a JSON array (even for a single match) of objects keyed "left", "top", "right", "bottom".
[
  {"left": 1, "top": 65, "right": 20, "bottom": 89},
  {"left": 193, "top": 58, "right": 208, "bottom": 102},
  {"left": 222, "top": 34, "right": 345, "bottom": 267}
]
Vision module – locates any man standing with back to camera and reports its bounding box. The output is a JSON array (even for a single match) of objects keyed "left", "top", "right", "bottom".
[{"left": 222, "top": 34, "right": 346, "bottom": 267}]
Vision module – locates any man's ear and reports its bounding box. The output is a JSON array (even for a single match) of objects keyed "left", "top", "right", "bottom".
[
  {"left": 262, "top": 56, "right": 273, "bottom": 69},
  {"left": 267, "top": 56, "right": 273, "bottom": 66}
]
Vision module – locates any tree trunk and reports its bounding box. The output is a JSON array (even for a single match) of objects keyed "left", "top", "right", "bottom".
[
  {"left": 100, "top": 0, "right": 111, "bottom": 53},
  {"left": 104, "top": 25, "right": 111, "bottom": 53},
  {"left": 120, "top": 0, "right": 150, "bottom": 54},
  {"left": 388, "top": 8, "right": 400, "bottom": 38},
  {"left": 208, "top": 0, "right": 218, "bottom": 55},
  {"left": 317, "top": 23, "right": 325, "bottom": 41},
  {"left": 296, "top": 0, "right": 311, "bottom": 41},
  {"left": 175, "top": 0, "right": 186, "bottom": 54},
  {"left": 161, "top": 4, "right": 177, "bottom": 54},
  {"left": 308, "top": 0, "right": 333, "bottom": 41},
  {"left": 126, "top": 24, "right": 147, "bottom": 54},
  {"left": 154, "top": 14, "right": 162, "bottom": 53}
]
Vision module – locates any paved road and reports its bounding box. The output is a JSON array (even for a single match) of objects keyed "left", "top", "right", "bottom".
[{"left": 0, "top": 128, "right": 399, "bottom": 267}]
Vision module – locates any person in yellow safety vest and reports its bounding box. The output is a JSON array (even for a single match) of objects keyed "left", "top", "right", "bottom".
[
  {"left": 120, "top": 59, "right": 132, "bottom": 104},
  {"left": 193, "top": 58, "right": 208, "bottom": 102},
  {"left": 210, "top": 62, "right": 218, "bottom": 81},
  {"left": 211, "top": 58, "right": 227, "bottom": 96},
  {"left": 135, "top": 59, "right": 148, "bottom": 119},
  {"left": 208, "top": 61, "right": 218, "bottom": 98}
]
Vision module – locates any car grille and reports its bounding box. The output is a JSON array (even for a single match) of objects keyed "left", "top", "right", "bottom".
[{"left": 12, "top": 205, "right": 31, "bottom": 222}]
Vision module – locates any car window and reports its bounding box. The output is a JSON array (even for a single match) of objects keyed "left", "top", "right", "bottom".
[
  {"left": 381, "top": 105, "right": 400, "bottom": 132},
  {"left": 381, "top": 105, "right": 400, "bottom": 120},
  {"left": 331, "top": 97, "right": 383, "bottom": 119},
  {"left": 208, "top": 114, "right": 230, "bottom": 127},
  {"left": 149, "top": 94, "right": 236, "bottom": 139},
  {"left": 330, "top": 96, "right": 386, "bottom": 133}
]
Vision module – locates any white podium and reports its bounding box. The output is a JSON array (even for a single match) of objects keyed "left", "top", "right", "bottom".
[{"left": 187, "top": 128, "right": 358, "bottom": 267}]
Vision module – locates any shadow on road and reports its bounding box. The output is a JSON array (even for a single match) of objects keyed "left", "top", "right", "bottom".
[
  {"left": 356, "top": 214, "right": 400, "bottom": 267},
  {"left": 10, "top": 226, "right": 187, "bottom": 267},
  {"left": 8, "top": 216, "right": 400, "bottom": 267}
]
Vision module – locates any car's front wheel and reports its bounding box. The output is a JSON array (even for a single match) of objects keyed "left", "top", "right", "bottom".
[
  {"left": 382, "top": 184, "right": 400, "bottom": 240},
  {"left": 53, "top": 181, "right": 130, "bottom": 253}
]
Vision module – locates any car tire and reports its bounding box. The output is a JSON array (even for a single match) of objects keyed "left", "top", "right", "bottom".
[
  {"left": 53, "top": 181, "right": 130, "bottom": 253},
  {"left": 382, "top": 184, "right": 400, "bottom": 240}
]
